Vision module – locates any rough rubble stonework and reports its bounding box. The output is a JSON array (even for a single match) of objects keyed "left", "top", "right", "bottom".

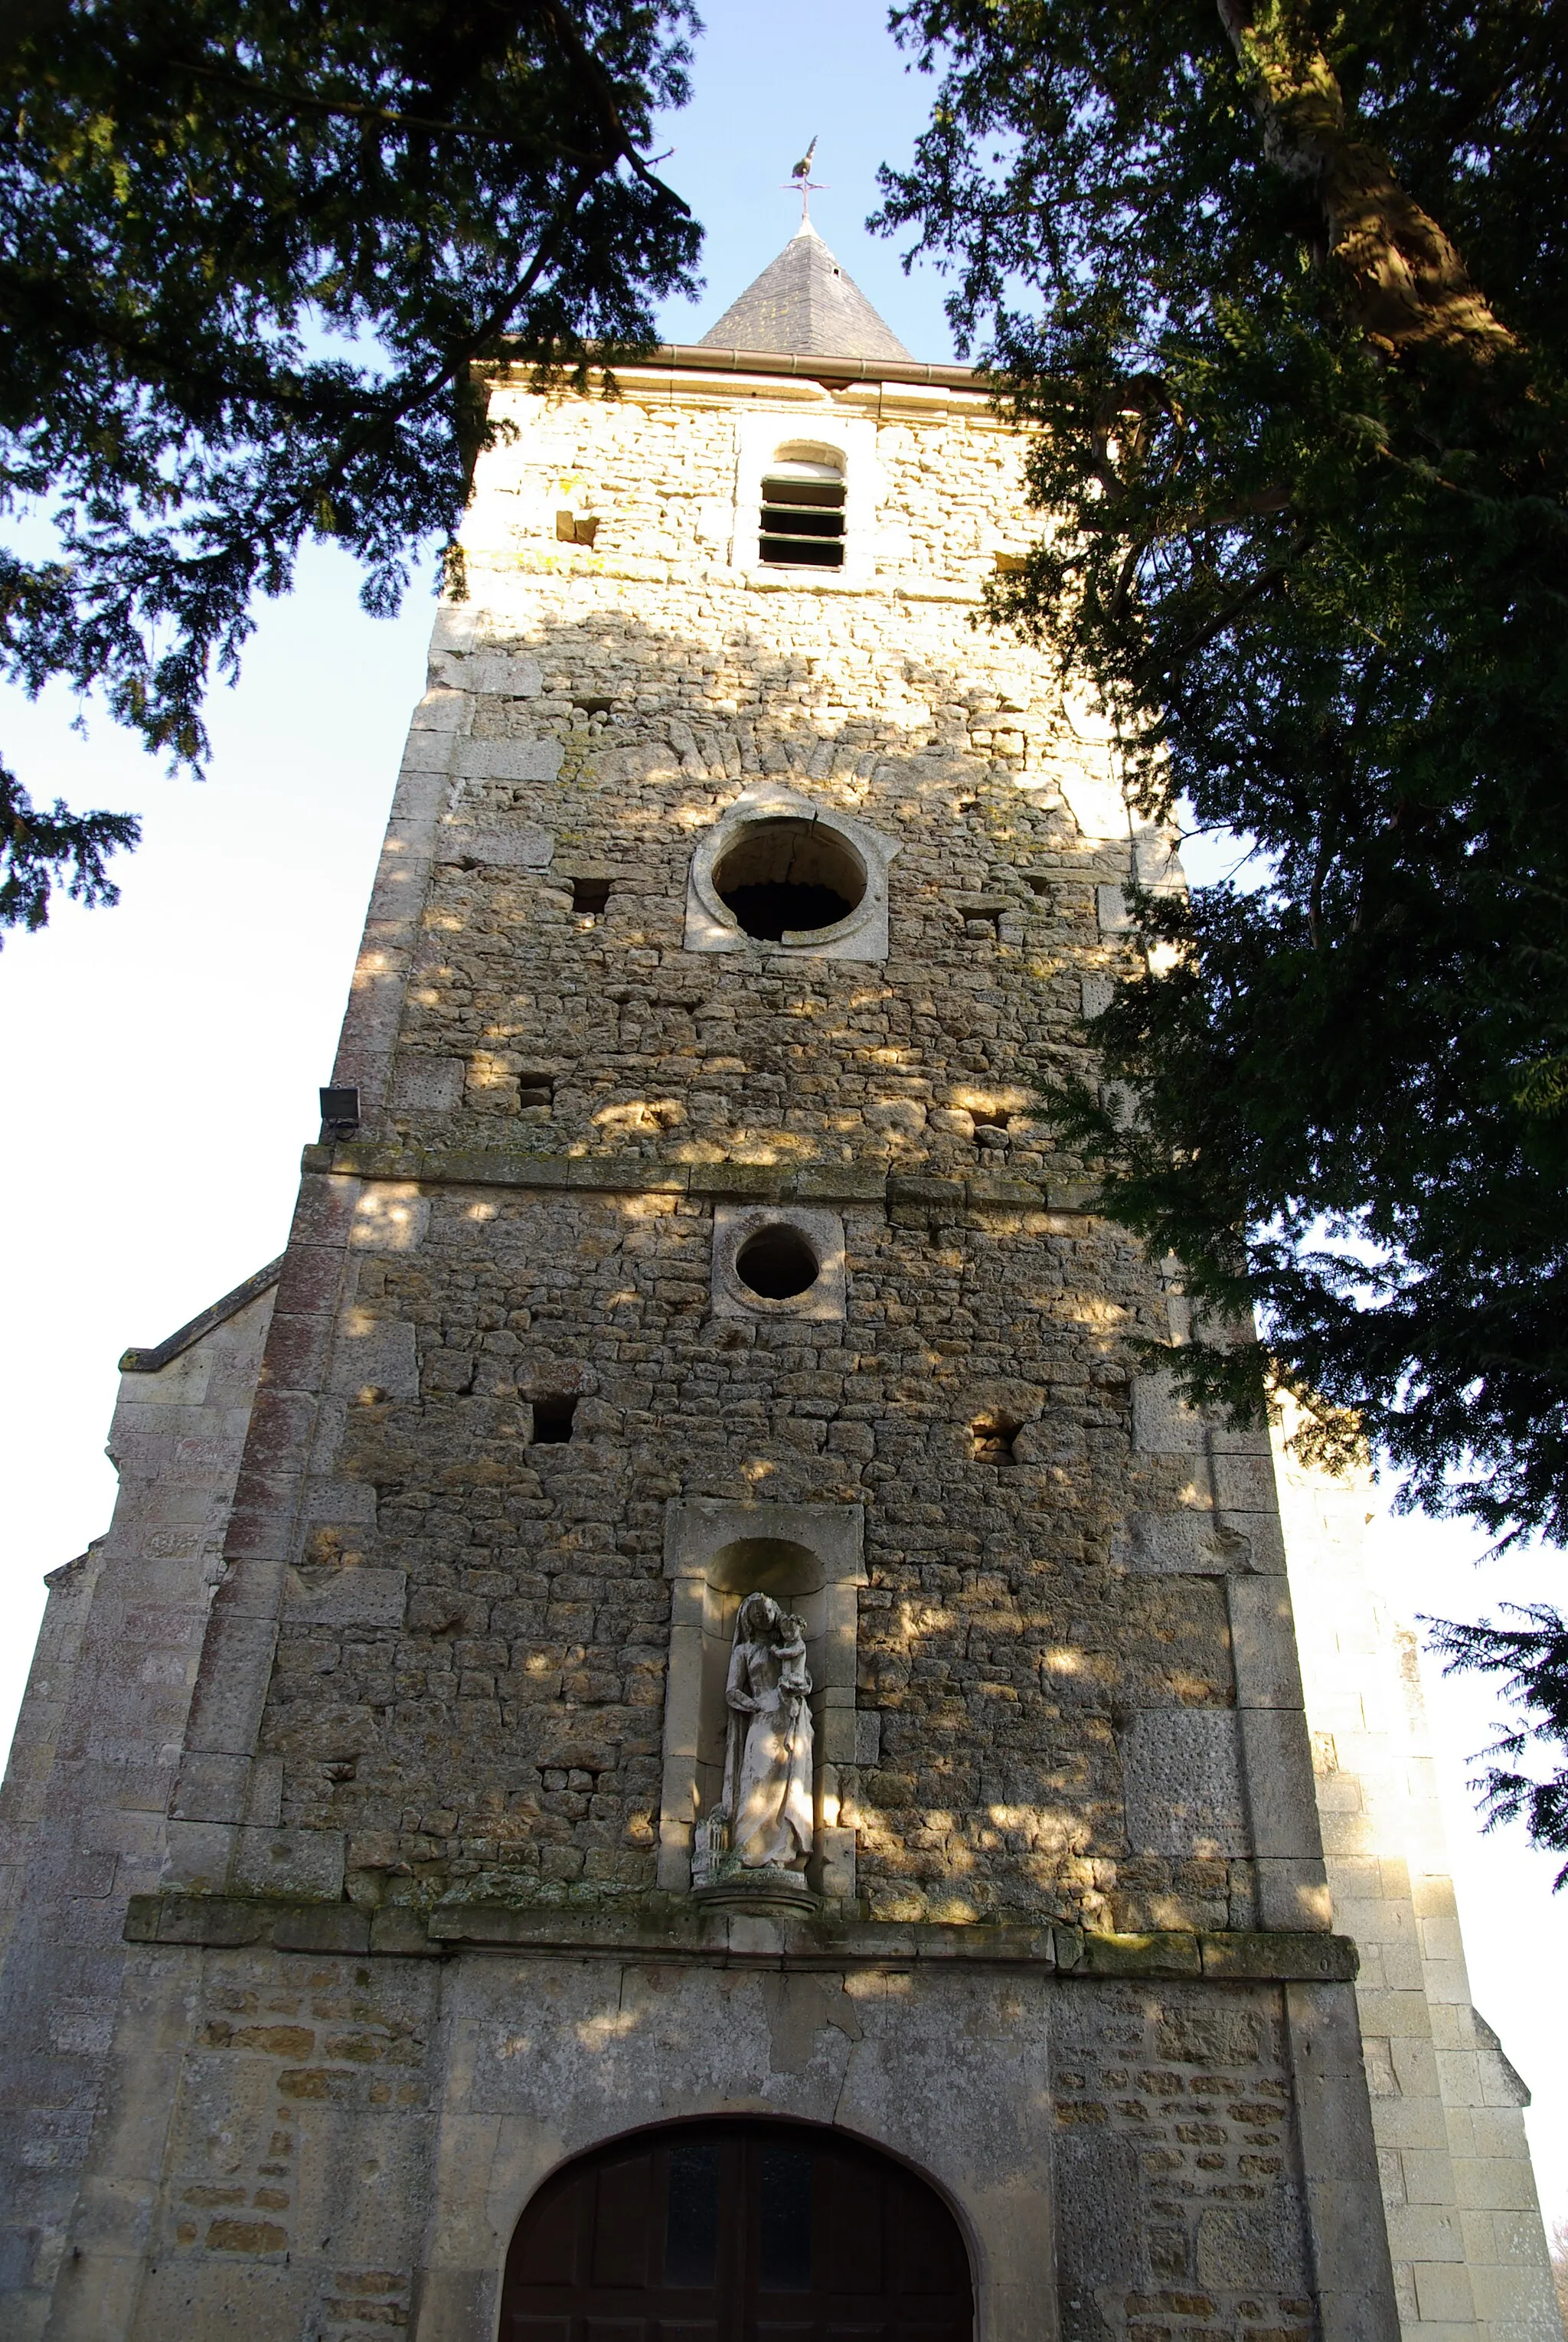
[
  {"left": 0, "top": 261, "right": 1558, "bottom": 2342},
  {"left": 245, "top": 365, "right": 1276, "bottom": 1935}
]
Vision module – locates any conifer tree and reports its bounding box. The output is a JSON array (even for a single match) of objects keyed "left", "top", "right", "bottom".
[
  {"left": 0, "top": 0, "right": 699, "bottom": 929},
  {"left": 879, "top": 1, "right": 1568, "bottom": 1847}
]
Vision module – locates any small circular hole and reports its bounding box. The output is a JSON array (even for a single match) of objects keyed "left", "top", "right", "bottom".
[{"left": 734, "top": 1225, "right": 821, "bottom": 1301}]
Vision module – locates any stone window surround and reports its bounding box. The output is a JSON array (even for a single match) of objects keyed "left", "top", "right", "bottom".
[
  {"left": 683, "top": 780, "right": 897, "bottom": 962},
  {"left": 710, "top": 1203, "right": 847, "bottom": 1323},
  {"left": 730, "top": 410, "right": 879, "bottom": 591},
  {"left": 658, "top": 1498, "right": 866, "bottom": 1902}
]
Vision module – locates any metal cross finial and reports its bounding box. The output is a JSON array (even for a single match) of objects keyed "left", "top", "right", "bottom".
[{"left": 784, "top": 135, "right": 825, "bottom": 224}]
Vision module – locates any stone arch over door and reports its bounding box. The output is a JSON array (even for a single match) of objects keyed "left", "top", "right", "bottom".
[{"left": 498, "top": 2115, "right": 974, "bottom": 2342}]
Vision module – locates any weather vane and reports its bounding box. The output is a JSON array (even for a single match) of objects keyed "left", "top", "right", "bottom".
[{"left": 784, "top": 135, "right": 825, "bottom": 226}]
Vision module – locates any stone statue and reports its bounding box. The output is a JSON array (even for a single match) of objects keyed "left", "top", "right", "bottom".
[{"left": 694, "top": 1592, "right": 815, "bottom": 1885}]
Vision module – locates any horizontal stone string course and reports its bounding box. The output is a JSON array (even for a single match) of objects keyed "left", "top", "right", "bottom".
[
  {"left": 124, "top": 1894, "right": 1357, "bottom": 1978},
  {"left": 301, "top": 1139, "right": 1100, "bottom": 1213}
]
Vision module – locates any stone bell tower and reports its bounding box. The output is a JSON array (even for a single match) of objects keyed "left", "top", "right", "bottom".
[{"left": 1, "top": 222, "right": 1560, "bottom": 2342}]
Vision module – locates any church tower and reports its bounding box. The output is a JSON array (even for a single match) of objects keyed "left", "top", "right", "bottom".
[{"left": 1, "top": 224, "right": 1559, "bottom": 2342}]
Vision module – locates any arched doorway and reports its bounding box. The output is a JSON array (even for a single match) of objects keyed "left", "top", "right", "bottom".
[{"left": 499, "top": 2116, "right": 973, "bottom": 2340}]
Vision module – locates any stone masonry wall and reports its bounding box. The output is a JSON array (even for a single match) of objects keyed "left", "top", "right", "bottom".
[
  {"left": 42, "top": 1937, "right": 1328, "bottom": 2342},
  {"left": 1053, "top": 1980, "right": 1315, "bottom": 2342},
  {"left": 0, "top": 1279, "right": 276, "bottom": 2335},
  {"left": 1275, "top": 1429, "right": 1563, "bottom": 2342},
  {"left": 271, "top": 1179, "right": 1240, "bottom": 1926},
  {"left": 230, "top": 369, "right": 1325, "bottom": 1940},
  {"left": 0, "top": 1547, "right": 105, "bottom": 1975},
  {"left": 395, "top": 377, "right": 1134, "bottom": 1170},
  {"left": 46, "top": 1939, "right": 443, "bottom": 2342},
  {"left": 9, "top": 359, "right": 1407, "bottom": 2342}
]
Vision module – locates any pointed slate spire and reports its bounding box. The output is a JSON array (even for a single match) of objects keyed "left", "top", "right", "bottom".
[{"left": 697, "top": 222, "right": 912, "bottom": 362}]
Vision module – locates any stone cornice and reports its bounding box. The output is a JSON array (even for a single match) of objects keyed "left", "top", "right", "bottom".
[{"left": 492, "top": 341, "right": 985, "bottom": 391}]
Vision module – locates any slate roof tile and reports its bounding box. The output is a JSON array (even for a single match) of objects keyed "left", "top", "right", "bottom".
[{"left": 697, "top": 224, "right": 912, "bottom": 362}]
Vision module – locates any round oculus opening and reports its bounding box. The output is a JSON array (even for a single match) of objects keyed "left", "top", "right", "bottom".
[
  {"left": 734, "top": 1223, "right": 821, "bottom": 1301},
  {"left": 712, "top": 816, "right": 867, "bottom": 942}
]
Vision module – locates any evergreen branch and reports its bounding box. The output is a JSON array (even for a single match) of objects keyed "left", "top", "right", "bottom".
[
  {"left": 0, "top": 758, "right": 139, "bottom": 938},
  {"left": 173, "top": 57, "right": 607, "bottom": 159},
  {"left": 1214, "top": 0, "right": 1518, "bottom": 359}
]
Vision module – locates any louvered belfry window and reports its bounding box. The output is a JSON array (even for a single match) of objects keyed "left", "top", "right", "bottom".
[{"left": 759, "top": 455, "right": 846, "bottom": 569}]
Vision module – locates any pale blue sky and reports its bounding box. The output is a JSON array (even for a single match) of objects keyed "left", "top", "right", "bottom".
[{"left": 2, "top": 0, "right": 1564, "bottom": 2242}]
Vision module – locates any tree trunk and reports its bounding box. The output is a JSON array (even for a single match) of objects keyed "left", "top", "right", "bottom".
[{"left": 1215, "top": 0, "right": 1515, "bottom": 360}]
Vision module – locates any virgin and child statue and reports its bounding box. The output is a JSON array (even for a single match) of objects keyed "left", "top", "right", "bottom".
[{"left": 692, "top": 1591, "right": 815, "bottom": 1886}]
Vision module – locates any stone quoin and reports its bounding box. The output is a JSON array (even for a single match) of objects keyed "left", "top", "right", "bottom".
[{"left": 0, "top": 220, "right": 1558, "bottom": 2342}]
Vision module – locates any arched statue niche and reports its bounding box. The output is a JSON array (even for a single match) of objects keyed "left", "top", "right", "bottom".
[
  {"left": 498, "top": 2116, "right": 974, "bottom": 2342},
  {"left": 657, "top": 1499, "right": 867, "bottom": 1906}
]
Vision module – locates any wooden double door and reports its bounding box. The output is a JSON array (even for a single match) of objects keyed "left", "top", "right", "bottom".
[{"left": 499, "top": 2117, "right": 974, "bottom": 2342}]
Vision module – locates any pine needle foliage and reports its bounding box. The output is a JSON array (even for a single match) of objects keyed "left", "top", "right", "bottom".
[
  {"left": 0, "top": 0, "right": 701, "bottom": 930},
  {"left": 876, "top": 0, "right": 1568, "bottom": 1549},
  {"left": 1426, "top": 1606, "right": 1568, "bottom": 1883}
]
